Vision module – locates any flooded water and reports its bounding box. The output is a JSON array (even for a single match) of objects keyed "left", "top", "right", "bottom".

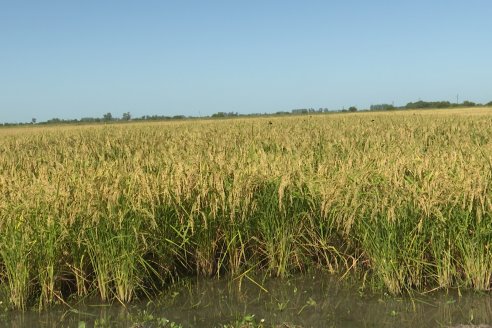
[{"left": 3, "top": 273, "right": 492, "bottom": 327}]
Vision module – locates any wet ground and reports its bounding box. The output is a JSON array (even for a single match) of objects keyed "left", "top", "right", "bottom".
[{"left": 2, "top": 273, "right": 492, "bottom": 327}]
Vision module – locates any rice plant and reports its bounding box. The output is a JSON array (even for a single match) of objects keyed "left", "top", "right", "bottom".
[{"left": 0, "top": 108, "right": 492, "bottom": 309}]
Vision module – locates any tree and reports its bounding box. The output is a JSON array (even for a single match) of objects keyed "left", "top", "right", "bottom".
[
  {"left": 211, "top": 112, "right": 238, "bottom": 118},
  {"left": 405, "top": 100, "right": 451, "bottom": 109},
  {"left": 103, "top": 112, "right": 113, "bottom": 121},
  {"left": 370, "top": 104, "right": 394, "bottom": 111},
  {"left": 462, "top": 101, "right": 476, "bottom": 107},
  {"left": 31, "top": 118, "right": 36, "bottom": 124},
  {"left": 348, "top": 106, "right": 357, "bottom": 112},
  {"left": 122, "top": 112, "right": 131, "bottom": 121}
]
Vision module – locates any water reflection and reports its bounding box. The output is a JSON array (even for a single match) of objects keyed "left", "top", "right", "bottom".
[{"left": 3, "top": 273, "right": 492, "bottom": 327}]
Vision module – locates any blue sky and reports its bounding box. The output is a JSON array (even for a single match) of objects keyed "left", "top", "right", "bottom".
[{"left": 1, "top": 1, "right": 491, "bottom": 123}]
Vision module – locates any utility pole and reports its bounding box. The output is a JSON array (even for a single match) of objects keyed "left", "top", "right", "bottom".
[{"left": 456, "top": 94, "right": 459, "bottom": 105}]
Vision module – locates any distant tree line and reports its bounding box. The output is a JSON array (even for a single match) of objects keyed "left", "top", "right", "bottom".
[
  {"left": 291, "top": 108, "right": 329, "bottom": 114},
  {"left": 211, "top": 112, "right": 239, "bottom": 118},
  {"left": 370, "top": 104, "right": 395, "bottom": 111},
  {"left": 2, "top": 100, "right": 492, "bottom": 126},
  {"left": 133, "top": 114, "right": 185, "bottom": 121},
  {"left": 370, "top": 100, "right": 488, "bottom": 111}
]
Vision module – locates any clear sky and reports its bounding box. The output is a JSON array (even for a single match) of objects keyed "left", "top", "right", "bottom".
[{"left": 1, "top": 1, "right": 491, "bottom": 123}]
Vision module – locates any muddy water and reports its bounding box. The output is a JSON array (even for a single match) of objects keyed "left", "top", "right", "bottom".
[{"left": 3, "top": 273, "right": 492, "bottom": 327}]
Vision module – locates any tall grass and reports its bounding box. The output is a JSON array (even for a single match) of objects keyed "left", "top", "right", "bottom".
[{"left": 1, "top": 108, "right": 492, "bottom": 309}]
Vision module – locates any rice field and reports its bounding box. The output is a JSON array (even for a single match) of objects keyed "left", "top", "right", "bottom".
[{"left": 1, "top": 108, "right": 492, "bottom": 310}]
